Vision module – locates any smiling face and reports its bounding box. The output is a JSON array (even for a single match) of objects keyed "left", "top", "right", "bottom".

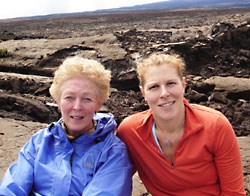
[
  {"left": 141, "top": 64, "right": 186, "bottom": 122},
  {"left": 57, "top": 77, "right": 102, "bottom": 137}
]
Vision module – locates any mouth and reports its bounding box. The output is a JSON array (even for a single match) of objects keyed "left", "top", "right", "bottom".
[
  {"left": 70, "top": 116, "right": 84, "bottom": 120},
  {"left": 158, "top": 100, "right": 175, "bottom": 107}
]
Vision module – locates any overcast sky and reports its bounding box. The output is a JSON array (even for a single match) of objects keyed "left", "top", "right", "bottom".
[{"left": 0, "top": 0, "right": 168, "bottom": 20}]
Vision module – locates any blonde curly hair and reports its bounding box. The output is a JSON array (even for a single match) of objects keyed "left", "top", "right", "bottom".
[{"left": 49, "top": 56, "right": 111, "bottom": 103}]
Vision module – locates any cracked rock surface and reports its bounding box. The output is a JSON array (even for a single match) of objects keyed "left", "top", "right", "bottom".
[{"left": 0, "top": 8, "right": 249, "bottom": 195}]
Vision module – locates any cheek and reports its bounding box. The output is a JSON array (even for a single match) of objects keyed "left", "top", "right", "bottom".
[
  {"left": 175, "top": 87, "right": 185, "bottom": 96},
  {"left": 89, "top": 103, "right": 101, "bottom": 113},
  {"left": 58, "top": 101, "right": 72, "bottom": 113},
  {"left": 84, "top": 105, "right": 96, "bottom": 113},
  {"left": 145, "top": 92, "right": 159, "bottom": 103}
]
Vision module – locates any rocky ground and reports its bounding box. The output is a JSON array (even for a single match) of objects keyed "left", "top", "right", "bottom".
[{"left": 0, "top": 8, "right": 249, "bottom": 195}]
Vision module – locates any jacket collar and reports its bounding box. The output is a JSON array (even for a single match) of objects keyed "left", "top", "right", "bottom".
[
  {"left": 49, "top": 112, "right": 116, "bottom": 144},
  {"left": 182, "top": 98, "right": 204, "bottom": 138},
  {"left": 136, "top": 98, "right": 204, "bottom": 141}
]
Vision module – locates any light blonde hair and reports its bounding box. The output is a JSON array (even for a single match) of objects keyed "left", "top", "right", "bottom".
[
  {"left": 136, "top": 53, "right": 186, "bottom": 87},
  {"left": 49, "top": 56, "right": 111, "bottom": 103}
]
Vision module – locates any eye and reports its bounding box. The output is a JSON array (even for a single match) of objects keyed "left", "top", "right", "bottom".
[
  {"left": 82, "top": 97, "right": 92, "bottom": 102},
  {"left": 64, "top": 96, "right": 74, "bottom": 100},
  {"left": 148, "top": 84, "right": 159, "bottom": 90},
  {"left": 167, "top": 81, "right": 176, "bottom": 86}
]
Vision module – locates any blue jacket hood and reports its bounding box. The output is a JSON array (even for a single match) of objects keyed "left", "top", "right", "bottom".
[{"left": 49, "top": 112, "right": 117, "bottom": 143}]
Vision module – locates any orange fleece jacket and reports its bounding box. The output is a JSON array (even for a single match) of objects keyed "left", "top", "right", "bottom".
[{"left": 117, "top": 99, "right": 245, "bottom": 196}]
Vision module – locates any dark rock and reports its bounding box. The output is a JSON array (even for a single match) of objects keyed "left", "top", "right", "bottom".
[{"left": 0, "top": 8, "right": 249, "bottom": 137}]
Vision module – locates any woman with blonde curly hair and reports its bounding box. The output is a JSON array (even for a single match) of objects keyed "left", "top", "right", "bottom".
[{"left": 0, "top": 56, "right": 133, "bottom": 196}]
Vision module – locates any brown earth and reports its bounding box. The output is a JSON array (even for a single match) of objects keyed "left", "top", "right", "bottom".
[{"left": 0, "top": 8, "right": 250, "bottom": 195}]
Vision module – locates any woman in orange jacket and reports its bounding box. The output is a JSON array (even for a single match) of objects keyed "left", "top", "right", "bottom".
[{"left": 117, "top": 53, "right": 246, "bottom": 195}]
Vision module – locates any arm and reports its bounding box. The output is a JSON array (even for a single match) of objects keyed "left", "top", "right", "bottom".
[
  {"left": 82, "top": 138, "right": 133, "bottom": 196},
  {"left": 213, "top": 115, "right": 246, "bottom": 196},
  {"left": 0, "top": 138, "right": 35, "bottom": 195}
]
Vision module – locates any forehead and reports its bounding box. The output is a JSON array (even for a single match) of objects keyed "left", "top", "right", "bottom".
[
  {"left": 60, "top": 78, "right": 97, "bottom": 94},
  {"left": 145, "top": 64, "right": 178, "bottom": 77}
]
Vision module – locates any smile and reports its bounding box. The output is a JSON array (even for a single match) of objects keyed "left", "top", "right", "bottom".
[
  {"left": 158, "top": 101, "right": 175, "bottom": 107},
  {"left": 71, "top": 116, "right": 84, "bottom": 120}
]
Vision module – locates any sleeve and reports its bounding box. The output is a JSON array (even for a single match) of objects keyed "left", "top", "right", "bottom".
[
  {"left": 117, "top": 122, "right": 137, "bottom": 176},
  {"left": 212, "top": 115, "right": 246, "bottom": 196},
  {"left": 0, "top": 137, "right": 36, "bottom": 196},
  {"left": 82, "top": 137, "right": 133, "bottom": 196}
]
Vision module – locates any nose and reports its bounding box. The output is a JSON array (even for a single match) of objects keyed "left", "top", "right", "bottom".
[
  {"left": 73, "top": 99, "right": 82, "bottom": 110},
  {"left": 160, "top": 86, "right": 170, "bottom": 98}
]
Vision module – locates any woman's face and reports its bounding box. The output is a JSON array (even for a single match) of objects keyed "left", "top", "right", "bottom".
[
  {"left": 57, "top": 78, "right": 102, "bottom": 137},
  {"left": 141, "top": 64, "right": 185, "bottom": 122}
]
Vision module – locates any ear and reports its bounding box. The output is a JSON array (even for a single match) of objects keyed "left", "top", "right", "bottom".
[
  {"left": 139, "top": 85, "right": 145, "bottom": 97},
  {"left": 96, "top": 101, "right": 103, "bottom": 111},
  {"left": 56, "top": 101, "right": 61, "bottom": 112},
  {"left": 182, "top": 77, "right": 186, "bottom": 93}
]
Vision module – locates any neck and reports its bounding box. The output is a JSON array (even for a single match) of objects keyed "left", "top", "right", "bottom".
[
  {"left": 62, "top": 120, "right": 96, "bottom": 138},
  {"left": 155, "top": 109, "right": 185, "bottom": 134},
  {"left": 85, "top": 120, "right": 96, "bottom": 134}
]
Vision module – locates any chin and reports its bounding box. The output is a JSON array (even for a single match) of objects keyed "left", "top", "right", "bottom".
[
  {"left": 68, "top": 127, "right": 84, "bottom": 133},
  {"left": 72, "top": 128, "right": 84, "bottom": 133},
  {"left": 162, "top": 116, "right": 175, "bottom": 121},
  {"left": 160, "top": 111, "right": 178, "bottom": 121}
]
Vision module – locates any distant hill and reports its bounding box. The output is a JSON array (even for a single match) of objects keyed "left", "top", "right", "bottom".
[
  {"left": 97, "top": 0, "right": 250, "bottom": 12},
  {"left": 61, "top": 0, "right": 250, "bottom": 17},
  {"left": 7, "top": 0, "right": 250, "bottom": 20}
]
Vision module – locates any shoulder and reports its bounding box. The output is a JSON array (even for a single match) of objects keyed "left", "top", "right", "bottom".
[
  {"left": 117, "top": 109, "right": 152, "bottom": 140},
  {"left": 187, "top": 102, "right": 231, "bottom": 127},
  {"left": 20, "top": 124, "right": 55, "bottom": 155},
  {"left": 119, "top": 110, "right": 150, "bottom": 129},
  {"left": 99, "top": 133, "right": 130, "bottom": 161},
  {"left": 95, "top": 112, "right": 114, "bottom": 120},
  {"left": 190, "top": 103, "right": 222, "bottom": 116},
  {"left": 95, "top": 112, "right": 117, "bottom": 128},
  {"left": 31, "top": 125, "right": 50, "bottom": 140},
  {"left": 110, "top": 134, "right": 128, "bottom": 149},
  {"left": 29, "top": 121, "right": 62, "bottom": 145}
]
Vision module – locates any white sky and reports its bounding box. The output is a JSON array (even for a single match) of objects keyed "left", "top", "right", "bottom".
[{"left": 0, "top": 0, "right": 168, "bottom": 20}]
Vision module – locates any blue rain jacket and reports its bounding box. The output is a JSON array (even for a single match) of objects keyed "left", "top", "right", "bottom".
[{"left": 0, "top": 112, "right": 133, "bottom": 196}]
